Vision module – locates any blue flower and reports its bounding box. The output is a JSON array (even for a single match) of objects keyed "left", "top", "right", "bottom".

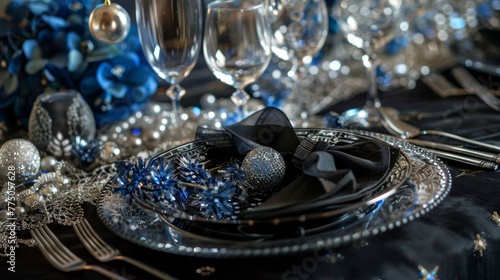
[
  {"left": 189, "top": 176, "right": 238, "bottom": 220},
  {"left": 0, "top": 48, "right": 22, "bottom": 107},
  {"left": 115, "top": 157, "right": 153, "bottom": 195},
  {"left": 0, "top": 0, "right": 157, "bottom": 128},
  {"left": 115, "top": 156, "right": 184, "bottom": 203},
  {"left": 177, "top": 155, "right": 212, "bottom": 184},
  {"left": 149, "top": 157, "right": 184, "bottom": 202},
  {"left": 77, "top": 52, "right": 158, "bottom": 126}
]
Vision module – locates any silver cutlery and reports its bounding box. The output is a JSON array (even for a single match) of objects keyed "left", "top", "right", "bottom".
[
  {"left": 424, "top": 148, "right": 498, "bottom": 170},
  {"left": 378, "top": 107, "right": 500, "bottom": 153},
  {"left": 421, "top": 72, "right": 468, "bottom": 98},
  {"left": 31, "top": 225, "right": 127, "bottom": 280},
  {"left": 377, "top": 107, "right": 500, "bottom": 169},
  {"left": 404, "top": 138, "right": 500, "bottom": 166},
  {"left": 421, "top": 69, "right": 500, "bottom": 99},
  {"left": 451, "top": 67, "right": 500, "bottom": 111},
  {"left": 73, "top": 218, "right": 178, "bottom": 280}
]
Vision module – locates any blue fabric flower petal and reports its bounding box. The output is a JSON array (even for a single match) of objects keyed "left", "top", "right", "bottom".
[
  {"left": 43, "top": 67, "right": 56, "bottom": 82},
  {"left": 22, "top": 39, "right": 43, "bottom": 60},
  {"left": 49, "top": 53, "right": 69, "bottom": 69},
  {"left": 107, "top": 83, "right": 128, "bottom": 98},
  {"left": 4, "top": 75, "right": 18, "bottom": 95},
  {"left": 93, "top": 104, "right": 131, "bottom": 126},
  {"left": 41, "top": 15, "right": 68, "bottom": 29},
  {"left": 8, "top": 50, "right": 23, "bottom": 74},
  {"left": 111, "top": 52, "right": 140, "bottom": 69},
  {"left": 96, "top": 62, "right": 114, "bottom": 87},
  {"left": 79, "top": 75, "right": 103, "bottom": 96},
  {"left": 121, "top": 67, "right": 158, "bottom": 94},
  {"left": 25, "top": 59, "right": 48, "bottom": 75},
  {"left": 67, "top": 32, "right": 82, "bottom": 50},
  {"left": 86, "top": 46, "right": 119, "bottom": 63},
  {"left": 27, "top": 2, "right": 50, "bottom": 15},
  {"left": 68, "top": 49, "right": 83, "bottom": 72},
  {"left": 127, "top": 86, "right": 148, "bottom": 103}
]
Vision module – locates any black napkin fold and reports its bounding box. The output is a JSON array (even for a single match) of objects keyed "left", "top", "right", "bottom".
[{"left": 196, "top": 108, "right": 399, "bottom": 219}]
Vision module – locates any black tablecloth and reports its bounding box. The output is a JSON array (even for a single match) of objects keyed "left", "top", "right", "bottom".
[{"left": 3, "top": 71, "right": 500, "bottom": 280}]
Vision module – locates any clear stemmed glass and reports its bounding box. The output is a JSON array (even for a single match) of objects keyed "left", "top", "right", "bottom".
[
  {"left": 334, "top": 0, "right": 403, "bottom": 128},
  {"left": 136, "top": 0, "right": 202, "bottom": 139},
  {"left": 203, "top": 1, "right": 272, "bottom": 121},
  {"left": 267, "top": 0, "right": 329, "bottom": 126}
]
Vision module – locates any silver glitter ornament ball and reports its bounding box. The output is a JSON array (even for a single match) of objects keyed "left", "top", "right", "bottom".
[
  {"left": 0, "top": 139, "right": 41, "bottom": 184},
  {"left": 88, "top": 2, "right": 131, "bottom": 44},
  {"left": 242, "top": 146, "right": 285, "bottom": 189}
]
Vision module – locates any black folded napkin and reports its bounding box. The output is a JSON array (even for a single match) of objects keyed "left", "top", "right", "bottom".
[{"left": 196, "top": 108, "right": 399, "bottom": 220}]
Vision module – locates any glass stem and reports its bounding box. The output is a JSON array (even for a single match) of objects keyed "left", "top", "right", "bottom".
[
  {"left": 231, "top": 87, "right": 250, "bottom": 121},
  {"left": 365, "top": 55, "right": 381, "bottom": 109},
  {"left": 166, "top": 84, "right": 186, "bottom": 128},
  {"left": 291, "top": 59, "right": 307, "bottom": 119}
]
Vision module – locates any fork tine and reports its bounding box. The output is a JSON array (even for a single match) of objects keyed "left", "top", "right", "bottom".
[
  {"left": 40, "top": 226, "right": 80, "bottom": 263},
  {"left": 32, "top": 226, "right": 130, "bottom": 280},
  {"left": 75, "top": 219, "right": 114, "bottom": 256},
  {"left": 74, "top": 218, "right": 178, "bottom": 280},
  {"left": 31, "top": 227, "right": 82, "bottom": 268}
]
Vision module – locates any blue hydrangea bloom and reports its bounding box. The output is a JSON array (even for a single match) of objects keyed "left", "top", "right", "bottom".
[{"left": 0, "top": 0, "right": 157, "bottom": 127}]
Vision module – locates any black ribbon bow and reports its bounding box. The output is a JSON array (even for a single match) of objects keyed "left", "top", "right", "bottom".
[{"left": 196, "top": 107, "right": 399, "bottom": 219}]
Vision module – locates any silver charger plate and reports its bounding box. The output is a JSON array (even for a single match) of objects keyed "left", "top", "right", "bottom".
[{"left": 97, "top": 129, "right": 452, "bottom": 257}]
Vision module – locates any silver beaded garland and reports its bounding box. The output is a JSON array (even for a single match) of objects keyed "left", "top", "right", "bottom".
[
  {"left": 0, "top": 210, "right": 7, "bottom": 222},
  {"left": 38, "top": 183, "right": 59, "bottom": 200},
  {"left": 0, "top": 193, "right": 7, "bottom": 209},
  {"left": 241, "top": 146, "right": 286, "bottom": 189},
  {"left": 0, "top": 139, "right": 41, "bottom": 184},
  {"left": 14, "top": 206, "right": 26, "bottom": 219},
  {"left": 23, "top": 193, "right": 43, "bottom": 211}
]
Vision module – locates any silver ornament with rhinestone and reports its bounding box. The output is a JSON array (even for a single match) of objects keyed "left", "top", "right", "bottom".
[
  {"left": 0, "top": 139, "right": 41, "bottom": 184},
  {"left": 241, "top": 146, "right": 285, "bottom": 189}
]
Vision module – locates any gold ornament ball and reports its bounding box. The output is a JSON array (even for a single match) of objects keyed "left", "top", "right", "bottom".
[
  {"left": 0, "top": 139, "right": 41, "bottom": 184},
  {"left": 88, "top": 3, "right": 131, "bottom": 44}
]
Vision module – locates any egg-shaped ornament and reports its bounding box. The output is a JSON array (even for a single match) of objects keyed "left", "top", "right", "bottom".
[{"left": 88, "top": 0, "right": 131, "bottom": 44}]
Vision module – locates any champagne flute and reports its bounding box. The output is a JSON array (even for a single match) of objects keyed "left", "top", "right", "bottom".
[
  {"left": 334, "top": 0, "right": 402, "bottom": 128},
  {"left": 268, "top": 0, "right": 329, "bottom": 126},
  {"left": 203, "top": 0, "right": 272, "bottom": 121},
  {"left": 135, "top": 0, "right": 202, "bottom": 138}
]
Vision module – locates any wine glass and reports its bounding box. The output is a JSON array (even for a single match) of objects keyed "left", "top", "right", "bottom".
[
  {"left": 267, "top": 0, "right": 329, "bottom": 126},
  {"left": 334, "top": 0, "right": 403, "bottom": 128},
  {"left": 135, "top": 0, "right": 202, "bottom": 138},
  {"left": 203, "top": 0, "right": 272, "bottom": 121}
]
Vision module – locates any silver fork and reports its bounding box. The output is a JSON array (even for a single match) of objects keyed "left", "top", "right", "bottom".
[
  {"left": 451, "top": 67, "right": 500, "bottom": 111},
  {"left": 421, "top": 68, "right": 500, "bottom": 103},
  {"left": 73, "top": 218, "right": 177, "bottom": 280},
  {"left": 31, "top": 225, "right": 127, "bottom": 280}
]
